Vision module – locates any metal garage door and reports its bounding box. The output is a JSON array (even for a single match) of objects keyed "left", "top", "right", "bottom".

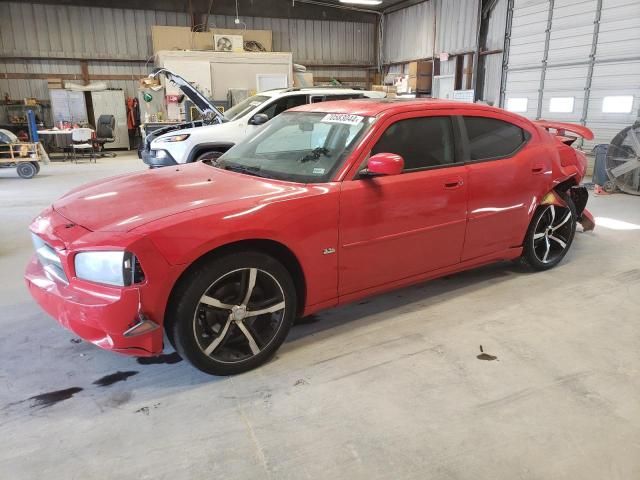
[
  {"left": 501, "top": 0, "right": 640, "bottom": 149},
  {"left": 584, "top": 0, "right": 640, "bottom": 148}
]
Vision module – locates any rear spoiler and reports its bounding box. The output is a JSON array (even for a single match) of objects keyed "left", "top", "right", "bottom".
[{"left": 533, "top": 120, "right": 594, "bottom": 143}]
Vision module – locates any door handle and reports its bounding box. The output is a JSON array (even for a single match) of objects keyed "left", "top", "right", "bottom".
[
  {"left": 532, "top": 163, "right": 544, "bottom": 174},
  {"left": 444, "top": 178, "right": 464, "bottom": 189}
]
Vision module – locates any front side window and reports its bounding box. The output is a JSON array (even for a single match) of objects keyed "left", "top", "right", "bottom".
[
  {"left": 224, "top": 95, "right": 270, "bottom": 121},
  {"left": 371, "top": 116, "right": 455, "bottom": 171},
  {"left": 218, "top": 112, "right": 373, "bottom": 183},
  {"left": 463, "top": 116, "right": 527, "bottom": 161}
]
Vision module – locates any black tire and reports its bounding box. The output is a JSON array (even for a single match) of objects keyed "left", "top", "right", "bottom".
[
  {"left": 195, "top": 150, "right": 224, "bottom": 163},
  {"left": 16, "top": 162, "right": 37, "bottom": 179},
  {"left": 166, "top": 251, "right": 297, "bottom": 375},
  {"left": 32, "top": 162, "right": 40, "bottom": 174},
  {"left": 522, "top": 193, "right": 577, "bottom": 270}
]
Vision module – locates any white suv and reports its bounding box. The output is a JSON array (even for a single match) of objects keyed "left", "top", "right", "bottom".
[{"left": 141, "top": 69, "right": 384, "bottom": 168}]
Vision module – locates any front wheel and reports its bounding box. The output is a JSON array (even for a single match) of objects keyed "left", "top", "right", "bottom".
[
  {"left": 522, "top": 194, "right": 577, "bottom": 270},
  {"left": 166, "top": 252, "right": 297, "bottom": 375},
  {"left": 195, "top": 150, "right": 224, "bottom": 163}
]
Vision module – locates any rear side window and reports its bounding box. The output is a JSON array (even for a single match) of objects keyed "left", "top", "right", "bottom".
[
  {"left": 463, "top": 117, "right": 527, "bottom": 161},
  {"left": 311, "top": 94, "right": 364, "bottom": 103},
  {"left": 260, "top": 95, "right": 308, "bottom": 119},
  {"left": 371, "top": 116, "right": 455, "bottom": 171}
]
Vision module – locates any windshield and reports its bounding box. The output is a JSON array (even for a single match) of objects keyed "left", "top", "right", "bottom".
[
  {"left": 217, "top": 111, "right": 373, "bottom": 183},
  {"left": 224, "top": 95, "right": 270, "bottom": 121}
]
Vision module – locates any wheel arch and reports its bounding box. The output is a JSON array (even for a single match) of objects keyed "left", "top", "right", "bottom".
[
  {"left": 187, "top": 142, "right": 235, "bottom": 163},
  {"left": 165, "top": 238, "right": 307, "bottom": 321}
]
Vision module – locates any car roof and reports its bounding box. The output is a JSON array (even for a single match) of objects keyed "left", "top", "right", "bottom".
[
  {"left": 259, "top": 87, "right": 373, "bottom": 98},
  {"left": 288, "top": 98, "right": 514, "bottom": 118}
]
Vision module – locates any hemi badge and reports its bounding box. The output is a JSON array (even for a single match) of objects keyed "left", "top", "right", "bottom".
[{"left": 323, "top": 248, "right": 336, "bottom": 255}]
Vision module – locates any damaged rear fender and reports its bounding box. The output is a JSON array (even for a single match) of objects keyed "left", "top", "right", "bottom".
[{"left": 540, "top": 186, "right": 595, "bottom": 232}]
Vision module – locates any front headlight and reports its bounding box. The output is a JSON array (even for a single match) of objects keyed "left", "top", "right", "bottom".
[
  {"left": 159, "top": 134, "right": 190, "bottom": 143},
  {"left": 74, "top": 251, "right": 143, "bottom": 287}
]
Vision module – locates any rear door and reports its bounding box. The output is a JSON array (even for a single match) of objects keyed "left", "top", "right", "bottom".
[
  {"left": 338, "top": 112, "right": 468, "bottom": 296},
  {"left": 460, "top": 114, "right": 540, "bottom": 260}
]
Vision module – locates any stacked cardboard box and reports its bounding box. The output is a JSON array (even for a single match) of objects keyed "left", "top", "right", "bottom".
[
  {"left": 407, "top": 60, "right": 433, "bottom": 92},
  {"left": 372, "top": 85, "right": 397, "bottom": 98}
]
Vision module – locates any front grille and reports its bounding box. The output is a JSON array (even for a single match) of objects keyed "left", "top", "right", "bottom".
[{"left": 31, "top": 233, "right": 68, "bottom": 284}]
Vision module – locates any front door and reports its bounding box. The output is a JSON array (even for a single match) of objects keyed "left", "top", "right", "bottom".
[{"left": 339, "top": 113, "right": 468, "bottom": 296}]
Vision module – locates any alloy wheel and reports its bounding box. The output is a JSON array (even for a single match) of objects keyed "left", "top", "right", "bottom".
[
  {"left": 192, "top": 268, "right": 286, "bottom": 363},
  {"left": 532, "top": 204, "right": 573, "bottom": 264}
]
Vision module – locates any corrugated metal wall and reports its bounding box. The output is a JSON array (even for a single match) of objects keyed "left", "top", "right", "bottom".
[
  {"left": 201, "top": 16, "right": 375, "bottom": 66},
  {"left": 0, "top": 2, "right": 375, "bottom": 101},
  {"left": 502, "top": 0, "right": 640, "bottom": 148},
  {"left": 382, "top": 0, "right": 480, "bottom": 64},
  {"left": 480, "top": 0, "right": 508, "bottom": 105}
]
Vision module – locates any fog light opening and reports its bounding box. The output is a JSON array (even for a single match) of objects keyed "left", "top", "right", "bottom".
[{"left": 124, "top": 313, "right": 159, "bottom": 337}]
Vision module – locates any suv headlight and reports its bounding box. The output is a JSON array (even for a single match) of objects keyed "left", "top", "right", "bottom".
[
  {"left": 74, "top": 251, "right": 144, "bottom": 287},
  {"left": 159, "top": 134, "right": 190, "bottom": 143}
]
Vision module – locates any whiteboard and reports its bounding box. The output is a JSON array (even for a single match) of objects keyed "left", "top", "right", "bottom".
[
  {"left": 256, "top": 74, "right": 288, "bottom": 93},
  {"left": 452, "top": 89, "right": 475, "bottom": 103},
  {"left": 50, "top": 90, "right": 88, "bottom": 124}
]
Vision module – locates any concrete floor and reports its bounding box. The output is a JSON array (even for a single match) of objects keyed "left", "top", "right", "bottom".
[{"left": 1, "top": 154, "right": 639, "bottom": 479}]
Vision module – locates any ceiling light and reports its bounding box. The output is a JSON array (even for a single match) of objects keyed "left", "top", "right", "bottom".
[{"left": 339, "top": 0, "right": 383, "bottom": 5}]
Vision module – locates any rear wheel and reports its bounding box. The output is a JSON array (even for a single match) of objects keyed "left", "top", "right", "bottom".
[
  {"left": 16, "top": 162, "right": 37, "bottom": 179},
  {"left": 32, "top": 161, "right": 40, "bottom": 173},
  {"left": 522, "top": 194, "right": 577, "bottom": 270},
  {"left": 166, "top": 251, "right": 297, "bottom": 375}
]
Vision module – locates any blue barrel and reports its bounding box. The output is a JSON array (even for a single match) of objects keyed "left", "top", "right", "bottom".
[{"left": 592, "top": 144, "right": 608, "bottom": 186}]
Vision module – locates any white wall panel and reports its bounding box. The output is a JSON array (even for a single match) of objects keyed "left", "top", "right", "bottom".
[
  {"left": 382, "top": 0, "right": 480, "bottom": 64},
  {"left": 482, "top": 52, "right": 504, "bottom": 105},
  {"left": 486, "top": 0, "right": 509, "bottom": 50},
  {"left": 383, "top": 2, "right": 436, "bottom": 63}
]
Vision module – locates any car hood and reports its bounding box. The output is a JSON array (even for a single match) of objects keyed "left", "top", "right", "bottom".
[
  {"left": 150, "top": 121, "right": 228, "bottom": 147},
  {"left": 53, "top": 162, "right": 305, "bottom": 232}
]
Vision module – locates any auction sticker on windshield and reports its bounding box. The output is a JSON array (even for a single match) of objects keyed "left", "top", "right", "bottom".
[{"left": 321, "top": 114, "right": 363, "bottom": 125}]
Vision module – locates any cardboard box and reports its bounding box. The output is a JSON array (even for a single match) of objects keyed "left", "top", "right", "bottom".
[
  {"left": 152, "top": 26, "right": 273, "bottom": 53},
  {"left": 47, "top": 78, "right": 64, "bottom": 89},
  {"left": 408, "top": 75, "right": 432, "bottom": 92},
  {"left": 372, "top": 85, "right": 397, "bottom": 97},
  {"left": 407, "top": 60, "right": 433, "bottom": 92},
  {"left": 407, "top": 60, "right": 432, "bottom": 77},
  {"left": 293, "top": 72, "right": 314, "bottom": 88},
  {"left": 152, "top": 26, "right": 193, "bottom": 53}
]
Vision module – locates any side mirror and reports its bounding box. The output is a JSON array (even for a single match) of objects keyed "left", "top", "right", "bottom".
[
  {"left": 249, "top": 113, "right": 269, "bottom": 126},
  {"left": 362, "top": 153, "right": 404, "bottom": 177}
]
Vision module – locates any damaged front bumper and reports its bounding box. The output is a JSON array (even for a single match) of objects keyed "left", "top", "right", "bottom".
[{"left": 25, "top": 256, "right": 163, "bottom": 356}]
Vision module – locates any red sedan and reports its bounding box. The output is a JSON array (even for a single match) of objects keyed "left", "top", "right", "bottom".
[{"left": 25, "top": 99, "right": 595, "bottom": 375}]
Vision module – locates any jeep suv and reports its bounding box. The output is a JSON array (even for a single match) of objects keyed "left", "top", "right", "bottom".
[{"left": 141, "top": 68, "right": 384, "bottom": 167}]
